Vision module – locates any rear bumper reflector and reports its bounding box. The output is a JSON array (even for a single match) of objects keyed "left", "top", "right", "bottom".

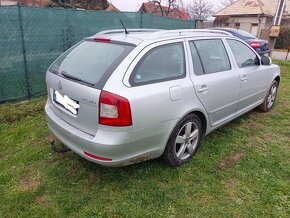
[{"left": 84, "top": 151, "right": 112, "bottom": 161}]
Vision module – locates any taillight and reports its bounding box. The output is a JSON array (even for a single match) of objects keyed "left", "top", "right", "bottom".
[
  {"left": 94, "top": 37, "right": 111, "bottom": 43},
  {"left": 250, "top": 42, "right": 260, "bottom": 49},
  {"left": 99, "top": 91, "right": 132, "bottom": 126}
]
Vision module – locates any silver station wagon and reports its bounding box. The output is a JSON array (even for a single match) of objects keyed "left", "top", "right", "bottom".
[{"left": 45, "top": 29, "right": 280, "bottom": 167}]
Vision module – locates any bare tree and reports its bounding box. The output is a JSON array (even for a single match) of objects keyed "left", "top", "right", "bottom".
[
  {"left": 186, "top": 0, "right": 214, "bottom": 20},
  {"left": 220, "top": 0, "right": 237, "bottom": 7},
  {"left": 149, "top": 0, "right": 184, "bottom": 17}
]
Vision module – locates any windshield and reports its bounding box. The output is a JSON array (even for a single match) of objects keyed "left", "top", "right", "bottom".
[{"left": 49, "top": 40, "right": 134, "bottom": 88}]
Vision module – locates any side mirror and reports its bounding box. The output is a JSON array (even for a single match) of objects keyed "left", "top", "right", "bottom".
[{"left": 261, "top": 56, "right": 272, "bottom": 66}]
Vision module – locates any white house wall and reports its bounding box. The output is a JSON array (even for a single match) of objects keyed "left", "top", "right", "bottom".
[{"left": 228, "top": 17, "right": 267, "bottom": 37}]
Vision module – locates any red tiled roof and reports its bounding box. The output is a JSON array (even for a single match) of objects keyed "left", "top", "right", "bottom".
[
  {"left": 139, "top": 2, "right": 190, "bottom": 20},
  {"left": 6, "top": 0, "right": 48, "bottom": 6},
  {"left": 106, "top": 3, "right": 119, "bottom": 12}
]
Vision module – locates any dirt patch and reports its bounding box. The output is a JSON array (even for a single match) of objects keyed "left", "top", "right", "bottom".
[
  {"left": 30, "top": 133, "right": 56, "bottom": 146},
  {"left": 89, "top": 171, "right": 100, "bottom": 183},
  {"left": 69, "top": 168, "right": 80, "bottom": 178},
  {"left": 81, "top": 183, "right": 89, "bottom": 193},
  {"left": 0, "top": 105, "right": 44, "bottom": 125},
  {"left": 81, "top": 171, "right": 100, "bottom": 193},
  {"left": 223, "top": 178, "right": 238, "bottom": 190},
  {"left": 198, "top": 195, "right": 214, "bottom": 205},
  {"left": 35, "top": 195, "right": 47, "bottom": 206},
  {"left": 45, "top": 134, "right": 58, "bottom": 143},
  {"left": 218, "top": 152, "right": 244, "bottom": 170},
  {"left": 238, "top": 120, "right": 265, "bottom": 130},
  {"left": 35, "top": 195, "right": 54, "bottom": 208},
  {"left": 18, "top": 176, "right": 44, "bottom": 192},
  {"left": 157, "top": 180, "right": 168, "bottom": 189},
  {"left": 247, "top": 135, "right": 261, "bottom": 146},
  {"left": 247, "top": 134, "right": 276, "bottom": 148},
  {"left": 31, "top": 135, "right": 50, "bottom": 146}
]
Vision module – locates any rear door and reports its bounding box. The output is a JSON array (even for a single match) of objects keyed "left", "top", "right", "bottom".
[
  {"left": 187, "top": 38, "right": 240, "bottom": 127},
  {"left": 226, "top": 39, "right": 268, "bottom": 112},
  {"left": 46, "top": 40, "right": 134, "bottom": 135}
]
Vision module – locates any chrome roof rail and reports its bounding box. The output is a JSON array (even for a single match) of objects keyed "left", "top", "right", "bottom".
[{"left": 148, "top": 29, "right": 233, "bottom": 39}]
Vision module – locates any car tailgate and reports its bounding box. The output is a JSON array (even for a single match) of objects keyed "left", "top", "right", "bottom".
[{"left": 46, "top": 72, "right": 100, "bottom": 136}]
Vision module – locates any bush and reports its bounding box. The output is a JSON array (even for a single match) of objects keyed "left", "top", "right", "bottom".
[{"left": 275, "top": 27, "right": 290, "bottom": 49}]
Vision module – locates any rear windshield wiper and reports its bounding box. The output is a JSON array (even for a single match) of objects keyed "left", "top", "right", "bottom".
[{"left": 61, "top": 71, "right": 94, "bottom": 87}]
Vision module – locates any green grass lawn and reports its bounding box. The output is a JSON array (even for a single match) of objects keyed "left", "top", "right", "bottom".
[{"left": 1, "top": 61, "right": 289, "bottom": 217}]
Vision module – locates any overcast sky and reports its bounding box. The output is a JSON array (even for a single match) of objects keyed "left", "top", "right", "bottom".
[{"left": 110, "top": 0, "right": 224, "bottom": 12}]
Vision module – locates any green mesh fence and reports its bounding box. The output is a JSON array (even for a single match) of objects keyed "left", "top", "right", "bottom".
[{"left": 0, "top": 5, "right": 196, "bottom": 103}]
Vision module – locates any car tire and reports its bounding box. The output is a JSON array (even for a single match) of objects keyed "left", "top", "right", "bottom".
[
  {"left": 258, "top": 80, "right": 279, "bottom": 112},
  {"left": 162, "top": 114, "right": 203, "bottom": 167}
]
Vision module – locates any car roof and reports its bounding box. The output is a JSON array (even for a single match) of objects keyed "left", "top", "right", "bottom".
[{"left": 88, "top": 29, "right": 234, "bottom": 46}]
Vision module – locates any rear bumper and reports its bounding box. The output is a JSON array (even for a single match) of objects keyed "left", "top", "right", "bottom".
[{"left": 45, "top": 103, "right": 176, "bottom": 166}]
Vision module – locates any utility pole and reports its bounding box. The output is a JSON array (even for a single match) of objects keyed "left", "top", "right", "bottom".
[{"left": 269, "top": 0, "right": 287, "bottom": 56}]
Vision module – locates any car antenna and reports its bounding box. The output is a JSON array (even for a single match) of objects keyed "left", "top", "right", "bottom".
[
  {"left": 119, "top": 18, "right": 129, "bottom": 34},
  {"left": 108, "top": 0, "right": 129, "bottom": 34}
]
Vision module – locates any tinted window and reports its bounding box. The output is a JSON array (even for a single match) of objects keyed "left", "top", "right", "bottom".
[
  {"left": 189, "top": 42, "right": 204, "bottom": 76},
  {"left": 193, "top": 39, "right": 231, "bottom": 74},
  {"left": 49, "top": 41, "right": 133, "bottom": 88},
  {"left": 227, "top": 39, "right": 259, "bottom": 68},
  {"left": 130, "top": 43, "right": 185, "bottom": 86}
]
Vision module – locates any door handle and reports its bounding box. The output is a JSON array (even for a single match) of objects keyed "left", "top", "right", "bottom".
[
  {"left": 241, "top": 75, "right": 248, "bottom": 82},
  {"left": 198, "top": 85, "right": 209, "bottom": 93}
]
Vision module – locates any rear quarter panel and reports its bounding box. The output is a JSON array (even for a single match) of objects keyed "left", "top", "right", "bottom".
[{"left": 262, "top": 63, "right": 281, "bottom": 93}]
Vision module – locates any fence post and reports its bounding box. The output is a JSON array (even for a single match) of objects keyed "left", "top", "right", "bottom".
[
  {"left": 140, "top": 12, "right": 143, "bottom": 28},
  {"left": 194, "top": 20, "right": 197, "bottom": 29},
  {"left": 17, "top": 3, "right": 31, "bottom": 98}
]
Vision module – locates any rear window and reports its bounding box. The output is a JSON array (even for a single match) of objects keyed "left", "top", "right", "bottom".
[
  {"left": 49, "top": 40, "right": 134, "bottom": 88},
  {"left": 235, "top": 29, "right": 256, "bottom": 39}
]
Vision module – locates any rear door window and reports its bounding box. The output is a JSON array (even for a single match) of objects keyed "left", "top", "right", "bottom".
[
  {"left": 49, "top": 40, "right": 134, "bottom": 88},
  {"left": 192, "top": 39, "right": 231, "bottom": 74},
  {"left": 130, "top": 42, "right": 185, "bottom": 86}
]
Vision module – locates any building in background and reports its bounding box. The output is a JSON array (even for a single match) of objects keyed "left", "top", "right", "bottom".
[
  {"left": 0, "top": 0, "right": 48, "bottom": 6},
  {"left": 138, "top": 2, "right": 190, "bottom": 20},
  {"left": 105, "top": 3, "right": 119, "bottom": 12},
  {"left": 0, "top": 0, "right": 119, "bottom": 11},
  {"left": 213, "top": 0, "right": 290, "bottom": 40}
]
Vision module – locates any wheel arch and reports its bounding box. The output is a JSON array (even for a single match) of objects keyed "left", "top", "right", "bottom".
[
  {"left": 188, "top": 110, "right": 207, "bottom": 136},
  {"left": 161, "top": 109, "right": 209, "bottom": 166},
  {"left": 176, "top": 109, "right": 209, "bottom": 137},
  {"left": 161, "top": 108, "right": 209, "bottom": 157},
  {"left": 274, "top": 76, "right": 280, "bottom": 85}
]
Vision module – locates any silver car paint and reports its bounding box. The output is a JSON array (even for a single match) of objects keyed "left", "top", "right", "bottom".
[
  {"left": 46, "top": 73, "right": 101, "bottom": 136},
  {"left": 45, "top": 30, "right": 280, "bottom": 166}
]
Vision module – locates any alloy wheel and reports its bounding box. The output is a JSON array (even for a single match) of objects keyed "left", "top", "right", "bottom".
[
  {"left": 175, "top": 122, "right": 199, "bottom": 160},
  {"left": 267, "top": 85, "right": 277, "bottom": 109}
]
